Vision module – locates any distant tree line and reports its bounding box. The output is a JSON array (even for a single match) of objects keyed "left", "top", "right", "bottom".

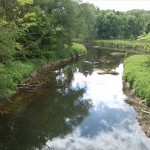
[{"left": 96, "top": 9, "right": 150, "bottom": 39}]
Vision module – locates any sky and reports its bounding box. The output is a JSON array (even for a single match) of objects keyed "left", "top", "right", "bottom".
[{"left": 81, "top": 0, "right": 150, "bottom": 12}]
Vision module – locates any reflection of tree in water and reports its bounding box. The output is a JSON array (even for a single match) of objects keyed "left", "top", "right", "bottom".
[{"left": 0, "top": 86, "right": 91, "bottom": 150}]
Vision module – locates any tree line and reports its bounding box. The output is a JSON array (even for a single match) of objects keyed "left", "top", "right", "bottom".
[
  {"left": 97, "top": 9, "right": 150, "bottom": 39},
  {"left": 0, "top": 0, "right": 150, "bottom": 64}
]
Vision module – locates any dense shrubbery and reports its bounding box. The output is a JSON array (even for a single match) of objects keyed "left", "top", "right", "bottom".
[{"left": 123, "top": 55, "right": 150, "bottom": 105}]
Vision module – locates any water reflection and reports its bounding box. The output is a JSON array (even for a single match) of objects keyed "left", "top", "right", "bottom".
[
  {"left": 44, "top": 124, "right": 150, "bottom": 150},
  {"left": 0, "top": 87, "right": 91, "bottom": 150},
  {"left": 0, "top": 47, "right": 150, "bottom": 150}
]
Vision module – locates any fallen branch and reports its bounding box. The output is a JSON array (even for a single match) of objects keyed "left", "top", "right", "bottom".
[
  {"left": 141, "top": 109, "right": 150, "bottom": 115},
  {"left": 18, "top": 83, "right": 45, "bottom": 87},
  {"left": 125, "top": 98, "right": 146, "bottom": 107}
]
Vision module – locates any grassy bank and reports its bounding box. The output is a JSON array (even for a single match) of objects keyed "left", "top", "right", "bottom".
[
  {"left": 93, "top": 39, "right": 148, "bottom": 52},
  {"left": 123, "top": 55, "right": 150, "bottom": 105},
  {"left": 0, "top": 43, "right": 87, "bottom": 101}
]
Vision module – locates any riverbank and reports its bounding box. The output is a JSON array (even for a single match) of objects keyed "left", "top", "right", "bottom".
[
  {"left": 123, "top": 55, "right": 150, "bottom": 105},
  {"left": 123, "top": 55, "right": 150, "bottom": 137},
  {"left": 0, "top": 43, "right": 87, "bottom": 102},
  {"left": 93, "top": 39, "right": 148, "bottom": 52}
]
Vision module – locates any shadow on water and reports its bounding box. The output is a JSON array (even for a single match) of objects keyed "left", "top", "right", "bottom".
[{"left": 0, "top": 46, "right": 150, "bottom": 150}]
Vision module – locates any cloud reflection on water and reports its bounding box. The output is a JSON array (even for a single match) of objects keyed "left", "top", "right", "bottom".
[
  {"left": 72, "top": 64, "right": 126, "bottom": 109},
  {"left": 42, "top": 63, "right": 150, "bottom": 150},
  {"left": 44, "top": 123, "right": 150, "bottom": 150}
]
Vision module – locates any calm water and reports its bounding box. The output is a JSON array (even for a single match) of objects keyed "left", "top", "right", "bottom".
[{"left": 0, "top": 47, "right": 150, "bottom": 150}]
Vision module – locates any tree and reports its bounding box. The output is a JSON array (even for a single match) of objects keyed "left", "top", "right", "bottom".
[
  {"left": 145, "top": 22, "right": 150, "bottom": 34},
  {"left": 0, "top": 24, "right": 18, "bottom": 63},
  {"left": 97, "top": 11, "right": 123, "bottom": 39},
  {"left": 124, "top": 15, "right": 143, "bottom": 39}
]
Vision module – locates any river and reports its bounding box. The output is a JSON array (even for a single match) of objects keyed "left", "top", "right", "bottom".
[{"left": 0, "top": 46, "right": 150, "bottom": 150}]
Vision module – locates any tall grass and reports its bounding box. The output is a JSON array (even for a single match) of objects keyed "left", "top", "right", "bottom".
[
  {"left": 0, "top": 59, "right": 47, "bottom": 101},
  {"left": 123, "top": 55, "right": 150, "bottom": 105}
]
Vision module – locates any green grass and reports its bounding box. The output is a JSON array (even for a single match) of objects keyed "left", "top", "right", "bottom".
[
  {"left": 123, "top": 55, "right": 150, "bottom": 105},
  {"left": 0, "top": 59, "right": 47, "bottom": 101},
  {"left": 94, "top": 39, "right": 148, "bottom": 52},
  {"left": 0, "top": 43, "right": 87, "bottom": 101}
]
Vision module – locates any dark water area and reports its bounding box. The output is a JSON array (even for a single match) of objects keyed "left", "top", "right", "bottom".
[{"left": 0, "top": 47, "right": 150, "bottom": 150}]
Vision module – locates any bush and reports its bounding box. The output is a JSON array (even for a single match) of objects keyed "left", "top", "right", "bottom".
[
  {"left": 55, "top": 43, "right": 87, "bottom": 59},
  {"left": 123, "top": 55, "right": 150, "bottom": 105}
]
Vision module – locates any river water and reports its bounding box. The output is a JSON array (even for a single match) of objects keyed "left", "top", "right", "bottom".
[{"left": 0, "top": 46, "right": 150, "bottom": 150}]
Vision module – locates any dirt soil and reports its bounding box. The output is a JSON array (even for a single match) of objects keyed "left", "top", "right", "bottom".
[{"left": 123, "top": 82, "right": 150, "bottom": 138}]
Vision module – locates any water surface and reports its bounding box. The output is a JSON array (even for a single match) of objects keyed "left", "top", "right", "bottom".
[{"left": 0, "top": 47, "right": 150, "bottom": 150}]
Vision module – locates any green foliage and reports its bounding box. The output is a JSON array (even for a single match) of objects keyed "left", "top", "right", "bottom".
[
  {"left": 17, "top": 0, "right": 33, "bottom": 6},
  {"left": 124, "top": 15, "right": 143, "bottom": 39},
  {"left": 54, "top": 43, "right": 87, "bottom": 59},
  {"left": 123, "top": 55, "right": 150, "bottom": 105},
  {"left": 138, "top": 33, "right": 150, "bottom": 56},
  {"left": 145, "top": 22, "right": 150, "bottom": 34},
  {"left": 0, "top": 59, "right": 46, "bottom": 101},
  {"left": 70, "top": 43, "right": 87, "bottom": 54},
  {"left": 0, "top": 43, "right": 86, "bottom": 101},
  {"left": 97, "top": 11, "right": 123, "bottom": 39},
  {"left": 0, "top": 25, "right": 18, "bottom": 63},
  {"left": 96, "top": 9, "right": 149, "bottom": 39}
]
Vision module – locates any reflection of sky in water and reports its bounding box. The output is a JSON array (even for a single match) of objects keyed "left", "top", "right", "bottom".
[
  {"left": 43, "top": 126, "right": 150, "bottom": 150},
  {"left": 42, "top": 63, "right": 150, "bottom": 150},
  {"left": 72, "top": 64, "right": 126, "bottom": 109}
]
